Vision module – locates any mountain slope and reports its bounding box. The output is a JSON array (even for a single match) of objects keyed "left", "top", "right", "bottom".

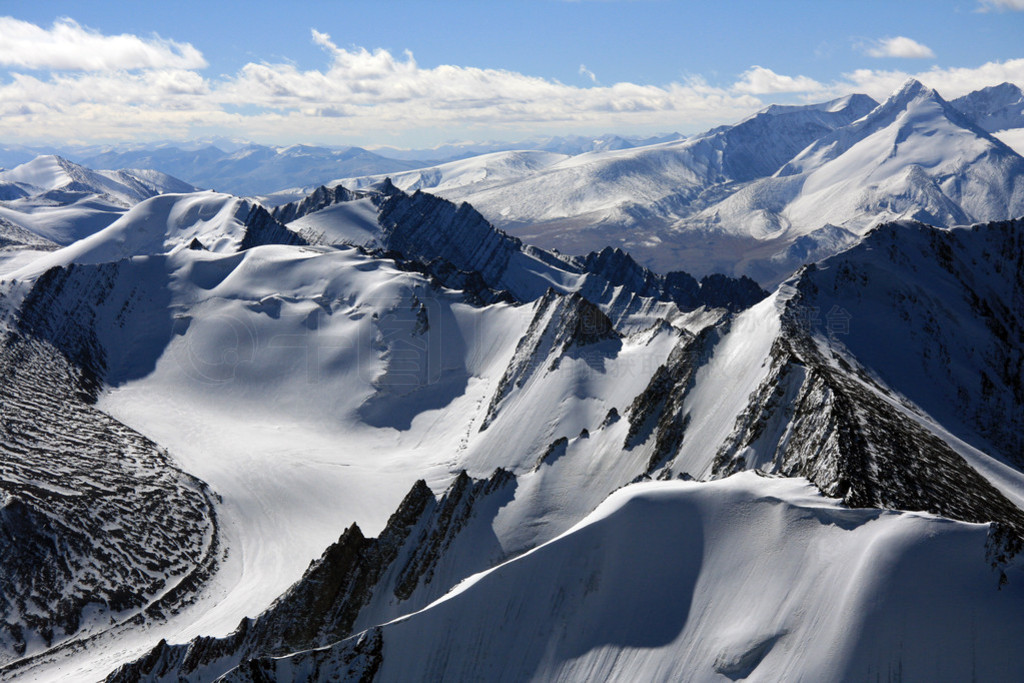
[
  {"left": 78, "top": 144, "right": 432, "bottom": 198},
  {"left": 0, "top": 263, "right": 218, "bottom": 668},
  {"left": 326, "top": 83, "right": 1024, "bottom": 287},
  {"left": 216, "top": 474, "right": 1024, "bottom": 683},
  {"left": 0, "top": 156, "right": 198, "bottom": 250},
  {"left": 2, "top": 143, "right": 1023, "bottom": 680},
  {"left": 675, "top": 80, "right": 1024, "bottom": 283},
  {"left": 952, "top": 82, "right": 1024, "bottom": 133},
  {"left": 275, "top": 182, "right": 766, "bottom": 329}
]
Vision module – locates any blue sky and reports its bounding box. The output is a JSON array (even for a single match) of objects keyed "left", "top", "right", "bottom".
[{"left": 2, "top": 0, "right": 1023, "bottom": 148}]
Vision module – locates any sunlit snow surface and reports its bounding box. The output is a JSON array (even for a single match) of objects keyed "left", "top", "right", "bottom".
[
  {"left": 231, "top": 474, "right": 1024, "bottom": 682},
  {"left": 4, "top": 181, "right": 1024, "bottom": 680}
]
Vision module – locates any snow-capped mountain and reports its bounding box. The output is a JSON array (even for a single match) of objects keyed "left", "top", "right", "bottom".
[
  {"left": 367, "top": 132, "right": 684, "bottom": 163},
  {"left": 326, "top": 81, "right": 1024, "bottom": 287},
  {"left": 952, "top": 82, "right": 1024, "bottom": 158},
  {"left": 952, "top": 82, "right": 1024, "bottom": 132},
  {"left": 1, "top": 73, "right": 1024, "bottom": 682},
  {"left": 186, "top": 476, "right": 1024, "bottom": 683},
  {"left": 0, "top": 156, "right": 197, "bottom": 254},
  {"left": 329, "top": 95, "right": 876, "bottom": 267},
  {"left": 75, "top": 144, "right": 433, "bottom": 198},
  {"left": 0, "top": 155, "right": 192, "bottom": 206},
  {"left": 1, "top": 164, "right": 1022, "bottom": 681},
  {"left": 676, "top": 79, "right": 1024, "bottom": 282}
]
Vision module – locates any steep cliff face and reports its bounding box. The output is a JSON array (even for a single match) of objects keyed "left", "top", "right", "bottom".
[
  {"left": 270, "top": 184, "right": 360, "bottom": 224},
  {"left": 785, "top": 219, "right": 1024, "bottom": 465},
  {"left": 0, "top": 255, "right": 221, "bottom": 673},
  {"left": 237, "top": 203, "right": 307, "bottom": 251},
  {"left": 375, "top": 189, "right": 522, "bottom": 290}
]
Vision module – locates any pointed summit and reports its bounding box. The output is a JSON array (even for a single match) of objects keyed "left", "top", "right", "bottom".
[{"left": 886, "top": 77, "right": 937, "bottom": 106}]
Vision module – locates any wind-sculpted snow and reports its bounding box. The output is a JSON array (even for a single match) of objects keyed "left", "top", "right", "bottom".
[
  {"left": 481, "top": 290, "right": 620, "bottom": 430},
  {"left": 8, "top": 192, "right": 301, "bottom": 279},
  {"left": 5, "top": 173, "right": 1024, "bottom": 680},
  {"left": 215, "top": 474, "right": 1024, "bottom": 682}
]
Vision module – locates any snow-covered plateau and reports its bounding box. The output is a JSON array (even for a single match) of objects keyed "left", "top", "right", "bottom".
[{"left": 0, "top": 78, "right": 1023, "bottom": 682}]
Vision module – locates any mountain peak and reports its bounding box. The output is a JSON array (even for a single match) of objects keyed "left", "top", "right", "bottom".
[
  {"left": 888, "top": 78, "right": 939, "bottom": 106},
  {"left": 951, "top": 82, "right": 1024, "bottom": 133}
]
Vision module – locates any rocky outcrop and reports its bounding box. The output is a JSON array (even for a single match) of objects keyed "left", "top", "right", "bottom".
[
  {"left": 376, "top": 189, "right": 521, "bottom": 288},
  {"left": 109, "top": 469, "right": 517, "bottom": 683},
  {"left": 712, "top": 322, "right": 1024, "bottom": 545},
  {"left": 238, "top": 204, "right": 307, "bottom": 250},
  {"left": 622, "top": 324, "right": 723, "bottom": 472},
  {"left": 271, "top": 184, "right": 360, "bottom": 224},
  {"left": 482, "top": 290, "right": 621, "bottom": 429}
]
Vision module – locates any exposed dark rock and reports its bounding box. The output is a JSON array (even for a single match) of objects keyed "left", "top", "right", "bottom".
[
  {"left": 623, "top": 323, "right": 723, "bottom": 472},
  {"left": 271, "top": 184, "right": 359, "bottom": 224},
  {"left": 482, "top": 290, "right": 621, "bottom": 430},
  {"left": 0, "top": 331, "right": 217, "bottom": 670},
  {"left": 109, "top": 469, "right": 517, "bottom": 683},
  {"left": 238, "top": 204, "right": 307, "bottom": 251}
]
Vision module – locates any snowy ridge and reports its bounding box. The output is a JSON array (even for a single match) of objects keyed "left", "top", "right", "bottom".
[
  {"left": 77, "top": 143, "right": 431, "bottom": 198},
  {"left": 335, "top": 93, "right": 875, "bottom": 223},
  {"left": 216, "top": 474, "right": 1024, "bottom": 682},
  {"left": 327, "top": 82, "right": 1024, "bottom": 287},
  {"left": 782, "top": 218, "right": 1024, "bottom": 466},
  {"left": 0, "top": 156, "right": 198, "bottom": 250},
  {"left": 2, "top": 144, "right": 1024, "bottom": 680},
  {"left": 952, "top": 82, "right": 1024, "bottom": 133},
  {"left": 677, "top": 80, "right": 1024, "bottom": 283},
  {"left": 107, "top": 469, "right": 517, "bottom": 682},
  {"left": 275, "top": 183, "right": 766, "bottom": 330}
]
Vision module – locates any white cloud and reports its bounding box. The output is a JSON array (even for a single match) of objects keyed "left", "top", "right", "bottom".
[
  {"left": 0, "top": 24, "right": 764, "bottom": 144},
  {"left": 579, "top": 64, "right": 598, "bottom": 84},
  {"left": 862, "top": 36, "right": 936, "bottom": 59},
  {"left": 5, "top": 19, "right": 1020, "bottom": 148},
  {"left": 0, "top": 17, "right": 206, "bottom": 71},
  {"left": 210, "top": 31, "right": 762, "bottom": 133},
  {"left": 977, "top": 0, "right": 1024, "bottom": 10},
  {"left": 732, "top": 66, "right": 823, "bottom": 94},
  {"left": 796, "top": 58, "right": 1024, "bottom": 106}
]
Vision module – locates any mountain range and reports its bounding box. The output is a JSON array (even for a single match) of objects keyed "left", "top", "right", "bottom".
[
  {"left": 323, "top": 80, "right": 1024, "bottom": 285},
  {"left": 0, "top": 79, "right": 1023, "bottom": 681},
  {"left": 0, "top": 133, "right": 693, "bottom": 202}
]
